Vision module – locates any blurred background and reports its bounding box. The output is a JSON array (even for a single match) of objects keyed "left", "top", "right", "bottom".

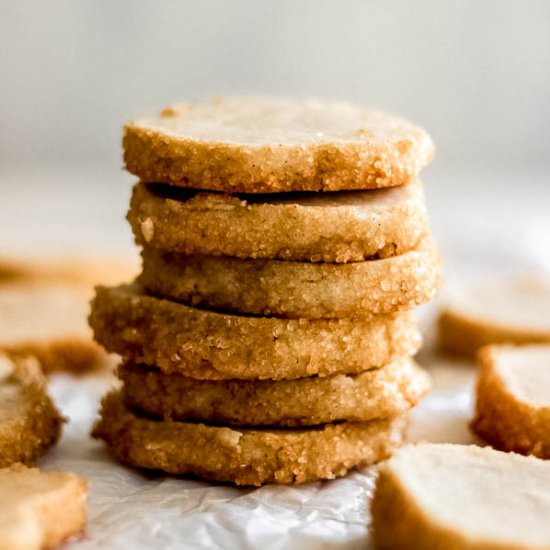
[{"left": 1, "top": 0, "right": 549, "bottom": 271}]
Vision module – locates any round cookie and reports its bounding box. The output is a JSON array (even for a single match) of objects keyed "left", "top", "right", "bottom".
[
  {"left": 90, "top": 284, "right": 421, "bottom": 380},
  {"left": 371, "top": 444, "right": 550, "bottom": 550},
  {"left": 0, "top": 258, "right": 135, "bottom": 375},
  {"left": 138, "top": 236, "right": 440, "bottom": 319},
  {"left": 472, "top": 344, "right": 550, "bottom": 458},
  {"left": 0, "top": 279, "right": 100, "bottom": 374},
  {"left": 3, "top": 340, "right": 109, "bottom": 377},
  {"left": 0, "top": 466, "right": 88, "bottom": 550},
  {"left": 119, "top": 358, "right": 430, "bottom": 427},
  {"left": 438, "top": 276, "right": 550, "bottom": 357},
  {"left": 129, "top": 180, "right": 428, "bottom": 262},
  {"left": 123, "top": 96, "right": 434, "bottom": 193},
  {"left": 93, "top": 391, "right": 408, "bottom": 486},
  {"left": 0, "top": 254, "right": 138, "bottom": 287},
  {"left": 0, "top": 354, "right": 63, "bottom": 467}
]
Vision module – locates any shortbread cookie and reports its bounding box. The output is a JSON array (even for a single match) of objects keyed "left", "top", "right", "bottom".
[
  {"left": 90, "top": 284, "right": 421, "bottom": 380},
  {"left": 138, "top": 236, "right": 440, "bottom": 319},
  {"left": 0, "top": 280, "right": 110, "bottom": 375},
  {"left": 371, "top": 444, "right": 550, "bottom": 550},
  {"left": 123, "top": 96, "right": 434, "bottom": 193},
  {"left": 0, "top": 464, "right": 87, "bottom": 550},
  {"left": 93, "top": 391, "right": 407, "bottom": 486},
  {"left": 129, "top": 180, "right": 428, "bottom": 262},
  {"left": 0, "top": 256, "right": 136, "bottom": 375},
  {"left": 0, "top": 254, "right": 138, "bottom": 287},
  {"left": 438, "top": 276, "right": 550, "bottom": 356},
  {"left": 119, "top": 357, "right": 430, "bottom": 426},
  {"left": 472, "top": 344, "right": 550, "bottom": 458},
  {"left": 0, "top": 354, "right": 63, "bottom": 467},
  {"left": 3, "top": 341, "right": 110, "bottom": 377}
]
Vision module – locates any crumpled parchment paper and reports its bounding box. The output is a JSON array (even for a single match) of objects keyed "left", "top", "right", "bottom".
[{"left": 42, "top": 348, "right": 476, "bottom": 550}]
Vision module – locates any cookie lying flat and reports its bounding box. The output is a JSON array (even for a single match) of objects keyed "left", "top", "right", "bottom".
[
  {"left": 119, "top": 357, "right": 430, "bottom": 427},
  {"left": 0, "top": 255, "right": 138, "bottom": 287},
  {"left": 0, "top": 355, "right": 63, "bottom": 467},
  {"left": 371, "top": 444, "right": 550, "bottom": 550},
  {"left": 0, "top": 465, "right": 87, "bottom": 550},
  {"left": 472, "top": 344, "right": 550, "bottom": 458},
  {"left": 138, "top": 235, "right": 440, "bottom": 319},
  {"left": 0, "top": 255, "right": 137, "bottom": 375},
  {"left": 123, "top": 96, "right": 434, "bottom": 193},
  {"left": 438, "top": 276, "right": 550, "bottom": 356},
  {"left": 90, "top": 284, "right": 421, "bottom": 380},
  {"left": 93, "top": 391, "right": 407, "bottom": 486},
  {"left": 0, "top": 280, "right": 109, "bottom": 375},
  {"left": 129, "top": 180, "right": 428, "bottom": 262}
]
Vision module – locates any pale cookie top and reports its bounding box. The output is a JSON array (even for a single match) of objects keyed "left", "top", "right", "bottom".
[
  {"left": 123, "top": 96, "right": 434, "bottom": 192},
  {"left": 0, "top": 466, "right": 82, "bottom": 507},
  {"left": 0, "top": 282, "right": 91, "bottom": 345},
  {"left": 487, "top": 344, "right": 550, "bottom": 407},
  {"left": 0, "top": 465, "right": 87, "bottom": 550},
  {"left": 443, "top": 276, "right": 550, "bottom": 333},
  {"left": 384, "top": 443, "right": 550, "bottom": 547}
]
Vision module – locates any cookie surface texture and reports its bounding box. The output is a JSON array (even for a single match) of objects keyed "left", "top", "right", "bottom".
[
  {"left": 89, "top": 284, "right": 421, "bottom": 380},
  {"left": 438, "top": 276, "right": 550, "bottom": 356},
  {"left": 472, "top": 344, "right": 550, "bottom": 458},
  {"left": 0, "top": 354, "right": 63, "bottom": 467},
  {"left": 93, "top": 391, "right": 407, "bottom": 486},
  {"left": 129, "top": 179, "right": 428, "bottom": 262},
  {"left": 123, "top": 96, "right": 434, "bottom": 193},
  {"left": 0, "top": 465, "right": 87, "bottom": 550},
  {"left": 119, "top": 358, "right": 430, "bottom": 426},
  {"left": 138, "top": 235, "right": 440, "bottom": 319},
  {"left": 371, "top": 443, "right": 550, "bottom": 550}
]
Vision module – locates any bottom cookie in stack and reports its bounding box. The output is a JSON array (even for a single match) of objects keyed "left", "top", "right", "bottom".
[
  {"left": 93, "top": 392, "right": 410, "bottom": 486},
  {"left": 92, "top": 357, "right": 430, "bottom": 486}
]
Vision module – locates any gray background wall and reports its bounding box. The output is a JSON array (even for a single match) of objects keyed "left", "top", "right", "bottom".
[
  {"left": 2, "top": 0, "right": 550, "bottom": 171},
  {"left": 1, "top": 1, "right": 549, "bottom": 263}
]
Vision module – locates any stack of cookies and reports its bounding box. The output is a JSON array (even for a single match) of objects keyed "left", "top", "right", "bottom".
[{"left": 91, "top": 97, "right": 440, "bottom": 486}]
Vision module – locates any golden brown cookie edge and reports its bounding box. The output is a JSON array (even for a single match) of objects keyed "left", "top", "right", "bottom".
[{"left": 93, "top": 391, "right": 408, "bottom": 486}]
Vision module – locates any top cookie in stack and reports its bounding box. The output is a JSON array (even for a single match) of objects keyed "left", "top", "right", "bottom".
[
  {"left": 123, "top": 96, "right": 434, "bottom": 193},
  {"left": 91, "top": 97, "right": 440, "bottom": 486}
]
